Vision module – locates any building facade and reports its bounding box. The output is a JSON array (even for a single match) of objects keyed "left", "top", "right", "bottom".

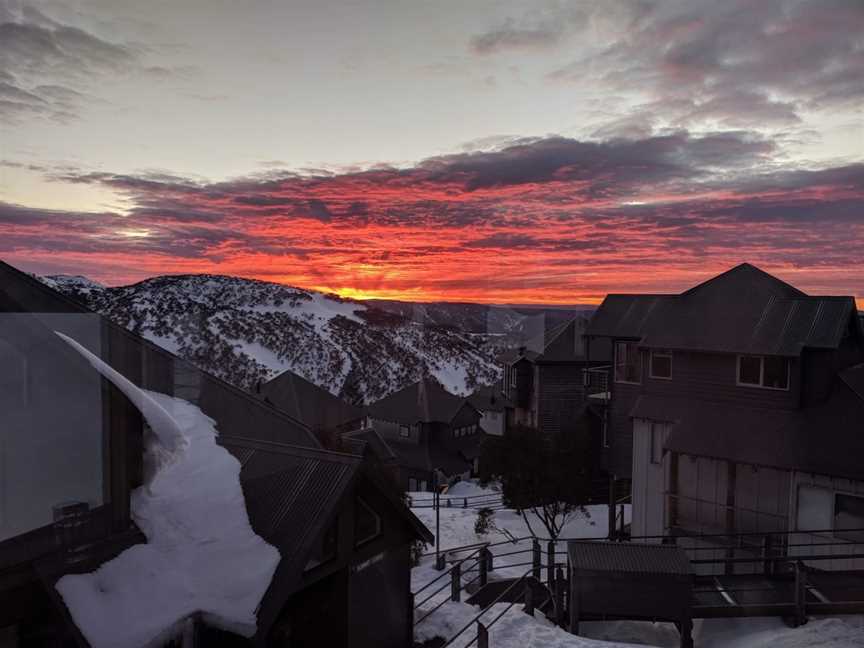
[{"left": 587, "top": 264, "right": 864, "bottom": 563}]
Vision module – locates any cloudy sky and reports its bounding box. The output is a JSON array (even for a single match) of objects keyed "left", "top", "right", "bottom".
[{"left": 1, "top": 0, "right": 862, "bottom": 305}]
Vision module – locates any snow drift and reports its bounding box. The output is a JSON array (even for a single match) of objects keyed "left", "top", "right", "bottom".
[{"left": 54, "top": 332, "right": 281, "bottom": 647}]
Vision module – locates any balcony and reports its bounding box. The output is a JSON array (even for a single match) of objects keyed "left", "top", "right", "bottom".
[{"left": 583, "top": 365, "right": 611, "bottom": 403}]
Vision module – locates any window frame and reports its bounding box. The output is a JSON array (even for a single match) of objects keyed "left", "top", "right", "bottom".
[
  {"left": 649, "top": 349, "right": 673, "bottom": 380},
  {"left": 399, "top": 424, "right": 410, "bottom": 438},
  {"left": 834, "top": 492, "right": 864, "bottom": 543},
  {"left": 614, "top": 341, "right": 642, "bottom": 385},
  {"left": 736, "top": 355, "right": 790, "bottom": 391},
  {"left": 795, "top": 486, "right": 864, "bottom": 542}
]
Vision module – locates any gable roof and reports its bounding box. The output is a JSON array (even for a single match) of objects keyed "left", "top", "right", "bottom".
[
  {"left": 587, "top": 263, "right": 858, "bottom": 356},
  {"left": 0, "top": 260, "right": 321, "bottom": 448},
  {"left": 342, "top": 427, "right": 399, "bottom": 463},
  {"left": 468, "top": 381, "right": 513, "bottom": 413},
  {"left": 218, "top": 436, "right": 431, "bottom": 638},
  {"left": 260, "top": 368, "right": 362, "bottom": 432},
  {"left": 366, "top": 377, "right": 473, "bottom": 425}
]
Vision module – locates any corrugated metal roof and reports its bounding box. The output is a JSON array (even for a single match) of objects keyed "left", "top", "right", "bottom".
[
  {"left": 568, "top": 541, "right": 692, "bottom": 575},
  {"left": 366, "top": 377, "right": 471, "bottom": 424},
  {"left": 260, "top": 369, "right": 362, "bottom": 433},
  {"left": 586, "top": 264, "right": 856, "bottom": 356},
  {"left": 342, "top": 427, "right": 399, "bottom": 462}
]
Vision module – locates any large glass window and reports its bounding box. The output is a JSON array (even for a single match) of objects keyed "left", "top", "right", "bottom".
[
  {"left": 0, "top": 314, "right": 105, "bottom": 543},
  {"left": 614, "top": 341, "right": 641, "bottom": 384},
  {"left": 737, "top": 355, "right": 789, "bottom": 390},
  {"left": 796, "top": 486, "right": 833, "bottom": 531},
  {"left": 835, "top": 494, "right": 864, "bottom": 543}
]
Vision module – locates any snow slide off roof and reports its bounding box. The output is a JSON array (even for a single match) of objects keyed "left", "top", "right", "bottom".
[{"left": 54, "top": 334, "right": 280, "bottom": 648}]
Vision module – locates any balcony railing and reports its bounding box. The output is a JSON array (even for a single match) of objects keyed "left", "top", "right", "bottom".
[{"left": 582, "top": 365, "right": 611, "bottom": 403}]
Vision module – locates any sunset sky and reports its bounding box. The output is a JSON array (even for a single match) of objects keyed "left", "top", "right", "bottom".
[{"left": 1, "top": 0, "right": 862, "bottom": 305}]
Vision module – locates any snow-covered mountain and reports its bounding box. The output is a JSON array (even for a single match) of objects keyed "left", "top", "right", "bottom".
[{"left": 41, "top": 273, "right": 505, "bottom": 404}]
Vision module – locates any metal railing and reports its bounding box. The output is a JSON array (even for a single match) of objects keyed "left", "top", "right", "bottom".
[
  {"left": 582, "top": 365, "right": 611, "bottom": 402},
  {"left": 412, "top": 526, "right": 864, "bottom": 646}
]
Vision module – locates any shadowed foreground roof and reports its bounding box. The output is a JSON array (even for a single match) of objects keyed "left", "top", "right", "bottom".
[{"left": 587, "top": 264, "right": 859, "bottom": 356}]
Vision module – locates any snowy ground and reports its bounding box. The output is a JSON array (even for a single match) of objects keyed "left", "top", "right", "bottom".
[{"left": 411, "top": 480, "right": 864, "bottom": 648}]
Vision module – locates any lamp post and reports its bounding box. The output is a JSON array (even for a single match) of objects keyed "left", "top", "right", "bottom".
[{"left": 434, "top": 468, "right": 445, "bottom": 570}]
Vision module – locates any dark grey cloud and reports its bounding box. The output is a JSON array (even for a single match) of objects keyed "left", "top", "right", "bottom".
[
  {"left": 534, "top": 0, "right": 864, "bottom": 127},
  {"left": 0, "top": 1, "right": 175, "bottom": 122},
  {"left": 421, "top": 131, "right": 774, "bottom": 192},
  {"left": 470, "top": 19, "right": 563, "bottom": 55}
]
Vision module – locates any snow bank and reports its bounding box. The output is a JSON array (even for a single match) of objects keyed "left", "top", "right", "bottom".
[
  {"left": 416, "top": 601, "right": 645, "bottom": 648},
  {"left": 54, "top": 333, "right": 281, "bottom": 648}
]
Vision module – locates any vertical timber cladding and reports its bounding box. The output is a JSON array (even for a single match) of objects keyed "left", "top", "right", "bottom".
[{"left": 347, "top": 547, "right": 411, "bottom": 648}]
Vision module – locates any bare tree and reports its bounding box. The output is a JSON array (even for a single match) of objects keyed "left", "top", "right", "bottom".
[{"left": 480, "top": 416, "right": 592, "bottom": 540}]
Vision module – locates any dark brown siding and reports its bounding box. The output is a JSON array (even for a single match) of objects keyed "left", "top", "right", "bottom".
[
  {"left": 536, "top": 363, "right": 586, "bottom": 436},
  {"left": 642, "top": 350, "right": 799, "bottom": 410}
]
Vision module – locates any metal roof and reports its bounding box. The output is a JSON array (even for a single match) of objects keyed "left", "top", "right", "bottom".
[
  {"left": 342, "top": 427, "right": 399, "bottom": 462},
  {"left": 366, "top": 377, "right": 472, "bottom": 424},
  {"left": 467, "top": 381, "right": 513, "bottom": 413},
  {"left": 260, "top": 368, "right": 363, "bottom": 433},
  {"left": 586, "top": 264, "right": 858, "bottom": 357},
  {"left": 568, "top": 540, "right": 692, "bottom": 576}
]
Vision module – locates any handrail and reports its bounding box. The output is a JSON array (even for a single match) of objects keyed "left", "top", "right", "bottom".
[{"left": 438, "top": 566, "right": 536, "bottom": 647}]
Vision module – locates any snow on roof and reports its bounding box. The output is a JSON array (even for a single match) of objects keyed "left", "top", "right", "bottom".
[{"left": 54, "top": 333, "right": 280, "bottom": 648}]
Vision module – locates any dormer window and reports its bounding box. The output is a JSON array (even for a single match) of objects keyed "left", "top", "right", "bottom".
[
  {"left": 737, "top": 355, "right": 789, "bottom": 390},
  {"left": 649, "top": 350, "right": 672, "bottom": 379}
]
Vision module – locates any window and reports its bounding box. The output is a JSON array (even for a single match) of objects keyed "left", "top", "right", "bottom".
[
  {"left": 737, "top": 355, "right": 789, "bottom": 390},
  {"left": 399, "top": 425, "right": 410, "bottom": 438},
  {"left": 509, "top": 366, "right": 516, "bottom": 388},
  {"left": 835, "top": 494, "right": 864, "bottom": 543},
  {"left": 797, "top": 486, "right": 833, "bottom": 531},
  {"left": 650, "top": 422, "right": 663, "bottom": 464},
  {"left": 355, "top": 497, "right": 382, "bottom": 546},
  {"left": 614, "top": 341, "right": 641, "bottom": 384},
  {"left": 649, "top": 350, "right": 672, "bottom": 379},
  {"left": 305, "top": 517, "right": 338, "bottom": 570}
]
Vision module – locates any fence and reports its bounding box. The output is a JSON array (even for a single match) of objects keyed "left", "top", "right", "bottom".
[{"left": 412, "top": 526, "right": 864, "bottom": 647}]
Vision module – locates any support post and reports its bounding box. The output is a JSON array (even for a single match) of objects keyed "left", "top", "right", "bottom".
[
  {"left": 523, "top": 581, "right": 534, "bottom": 616},
  {"left": 569, "top": 567, "right": 579, "bottom": 634},
  {"left": 532, "top": 539, "right": 541, "bottom": 580},
  {"left": 761, "top": 536, "right": 772, "bottom": 577},
  {"left": 793, "top": 560, "right": 807, "bottom": 627},
  {"left": 554, "top": 566, "right": 565, "bottom": 626},
  {"left": 547, "top": 541, "right": 555, "bottom": 586},
  {"left": 486, "top": 546, "right": 494, "bottom": 574},
  {"left": 479, "top": 548, "right": 489, "bottom": 587},
  {"left": 476, "top": 621, "right": 489, "bottom": 648},
  {"left": 451, "top": 562, "right": 462, "bottom": 602},
  {"left": 608, "top": 477, "right": 616, "bottom": 540},
  {"left": 679, "top": 616, "right": 693, "bottom": 648}
]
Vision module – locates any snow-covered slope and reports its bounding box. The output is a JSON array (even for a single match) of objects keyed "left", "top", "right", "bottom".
[{"left": 42, "top": 274, "right": 502, "bottom": 403}]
